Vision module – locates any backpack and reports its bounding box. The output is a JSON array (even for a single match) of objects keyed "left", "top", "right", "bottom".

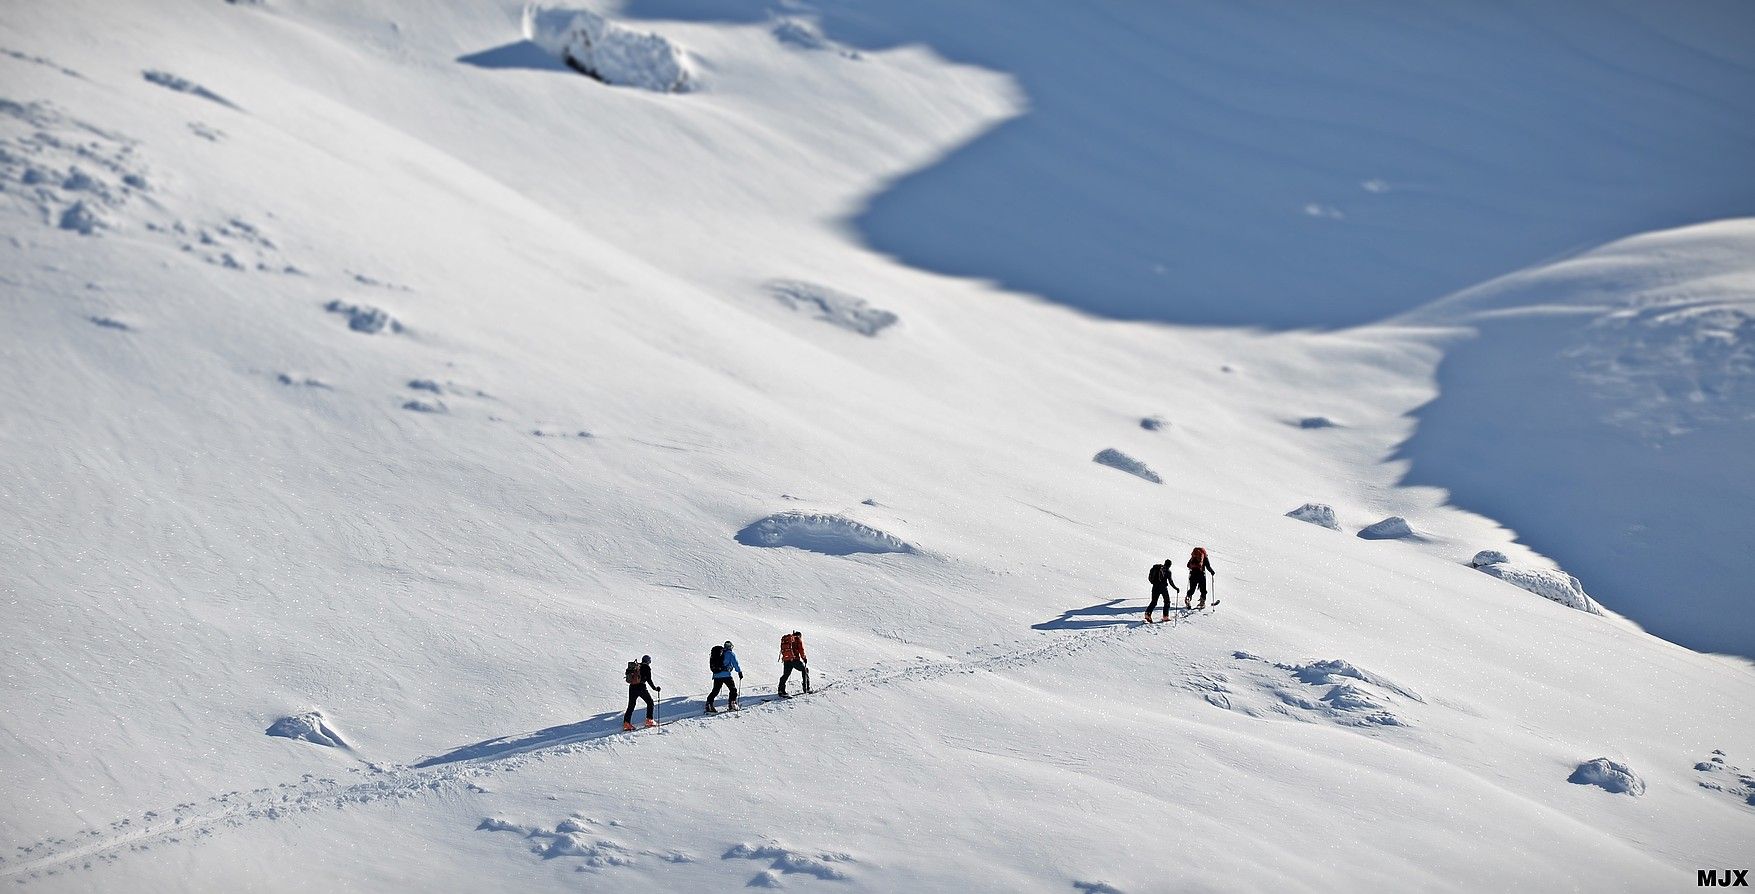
[
  {"left": 1148, "top": 564, "right": 1165, "bottom": 586},
  {"left": 709, "top": 645, "right": 725, "bottom": 673},
  {"left": 624, "top": 661, "right": 641, "bottom": 685},
  {"left": 1188, "top": 547, "right": 1207, "bottom": 572}
]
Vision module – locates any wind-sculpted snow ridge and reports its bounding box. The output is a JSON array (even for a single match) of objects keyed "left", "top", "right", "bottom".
[
  {"left": 734, "top": 511, "right": 915, "bottom": 555},
  {"left": 1472, "top": 559, "right": 1600, "bottom": 615},
  {"left": 1092, "top": 448, "right": 1160, "bottom": 484},
  {"left": 1569, "top": 758, "right": 1645, "bottom": 796},
  {"left": 523, "top": 5, "right": 693, "bottom": 92},
  {"left": 768, "top": 279, "right": 898, "bottom": 336}
]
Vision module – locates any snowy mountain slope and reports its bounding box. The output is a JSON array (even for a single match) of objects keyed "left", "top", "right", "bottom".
[{"left": 2, "top": 1, "right": 1752, "bottom": 891}]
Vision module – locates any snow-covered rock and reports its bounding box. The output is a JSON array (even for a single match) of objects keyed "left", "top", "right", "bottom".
[
  {"left": 323, "top": 299, "right": 401, "bottom": 334},
  {"left": 768, "top": 280, "right": 898, "bottom": 336},
  {"left": 734, "top": 512, "right": 914, "bottom": 555},
  {"left": 1298, "top": 416, "right": 1338, "bottom": 429},
  {"left": 1285, "top": 503, "right": 1339, "bottom": 530},
  {"left": 523, "top": 5, "right": 693, "bottom": 93},
  {"left": 1568, "top": 758, "right": 1645, "bottom": 796},
  {"left": 265, "top": 711, "right": 347, "bottom": 748},
  {"left": 1469, "top": 549, "right": 1509, "bottom": 567},
  {"left": 1476, "top": 561, "right": 1601, "bottom": 614},
  {"left": 1139, "top": 416, "right": 1167, "bottom": 431},
  {"left": 1357, "top": 516, "right": 1414, "bottom": 540},
  {"left": 1092, "top": 448, "right": 1160, "bottom": 483}
]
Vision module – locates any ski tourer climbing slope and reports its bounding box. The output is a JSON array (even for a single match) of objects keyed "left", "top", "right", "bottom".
[
  {"left": 778, "top": 631, "right": 810, "bottom": 697},
  {"left": 623, "top": 655, "right": 660, "bottom": 730},
  {"left": 1186, "top": 547, "right": 1216, "bottom": 610},
  {"left": 1146, "top": 559, "right": 1180, "bottom": 623},
  {"left": 706, "top": 641, "right": 743, "bottom": 713}
]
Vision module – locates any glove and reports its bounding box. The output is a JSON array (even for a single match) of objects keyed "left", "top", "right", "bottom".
[
  {"left": 653, "top": 686, "right": 661, "bottom": 693},
  {"left": 738, "top": 672, "right": 745, "bottom": 680}
]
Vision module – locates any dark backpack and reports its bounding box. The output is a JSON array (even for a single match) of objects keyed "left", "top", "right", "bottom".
[
  {"left": 625, "top": 661, "right": 641, "bottom": 685},
  {"left": 709, "top": 645, "right": 725, "bottom": 673},
  {"left": 1148, "top": 564, "right": 1165, "bottom": 586}
]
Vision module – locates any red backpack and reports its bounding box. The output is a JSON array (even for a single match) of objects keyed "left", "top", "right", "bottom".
[
  {"left": 624, "top": 661, "right": 641, "bottom": 684},
  {"left": 1187, "top": 548, "right": 1207, "bottom": 572}
]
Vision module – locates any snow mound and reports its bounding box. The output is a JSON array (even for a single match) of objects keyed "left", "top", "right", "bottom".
[
  {"left": 1138, "top": 415, "right": 1167, "bottom": 431},
  {"left": 771, "top": 19, "right": 861, "bottom": 59},
  {"left": 142, "top": 70, "right": 241, "bottom": 110},
  {"left": 1470, "top": 549, "right": 1509, "bottom": 567},
  {"left": 1692, "top": 751, "right": 1755, "bottom": 808},
  {"left": 1092, "top": 448, "right": 1161, "bottom": 484},
  {"left": 479, "top": 816, "right": 641, "bottom": 869},
  {"left": 1285, "top": 503, "right": 1339, "bottom": 530},
  {"left": 523, "top": 5, "right": 693, "bottom": 93},
  {"left": 735, "top": 512, "right": 915, "bottom": 556},
  {"left": 768, "top": 280, "right": 898, "bottom": 336},
  {"left": 323, "top": 300, "right": 401, "bottom": 334},
  {"left": 724, "top": 842, "right": 856, "bottom": 882},
  {"left": 1569, "top": 758, "right": 1645, "bottom": 796},
  {"left": 1475, "top": 561, "right": 1601, "bottom": 614},
  {"left": 264, "top": 711, "right": 347, "bottom": 748},
  {"left": 1356, "top": 516, "right": 1414, "bottom": 540}
]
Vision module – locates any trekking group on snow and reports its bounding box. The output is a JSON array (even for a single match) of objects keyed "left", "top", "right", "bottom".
[
  {"left": 1145, "top": 547, "right": 1217, "bottom": 623},
  {"left": 622, "top": 631, "right": 811, "bottom": 730},
  {"left": 620, "top": 550, "right": 1216, "bottom": 731}
]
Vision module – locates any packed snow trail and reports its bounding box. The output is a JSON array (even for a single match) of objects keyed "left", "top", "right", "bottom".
[{"left": 0, "top": 609, "right": 1227, "bottom": 884}]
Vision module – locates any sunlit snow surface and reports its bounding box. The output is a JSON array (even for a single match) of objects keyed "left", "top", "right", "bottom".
[{"left": 1, "top": 1, "right": 1752, "bottom": 891}]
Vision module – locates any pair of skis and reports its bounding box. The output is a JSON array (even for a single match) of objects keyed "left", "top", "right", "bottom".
[{"left": 1141, "top": 600, "right": 1221, "bottom": 623}]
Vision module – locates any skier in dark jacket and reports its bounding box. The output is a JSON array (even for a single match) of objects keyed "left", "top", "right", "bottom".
[
  {"left": 1146, "top": 559, "right": 1180, "bottom": 622},
  {"left": 623, "top": 655, "right": 660, "bottom": 730},
  {"left": 706, "top": 641, "right": 743, "bottom": 713},
  {"left": 1186, "top": 547, "right": 1216, "bottom": 609}
]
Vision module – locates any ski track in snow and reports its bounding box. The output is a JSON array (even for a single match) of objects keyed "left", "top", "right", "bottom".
[{"left": 0, "top": 612, "right": 1230, "bottom": 883}]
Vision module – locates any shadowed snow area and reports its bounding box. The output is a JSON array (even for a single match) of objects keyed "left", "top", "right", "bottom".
[
  {"left": 1398, "top": 220, "right": 1755, "bottom": 655},
  {"left": 627, "top": 0, "right": 1755, "bottom": 327}
]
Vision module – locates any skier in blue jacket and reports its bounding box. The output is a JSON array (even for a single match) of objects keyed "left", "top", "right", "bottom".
[{"left": 705, "top": 640, "right": 743, "bottom": 713}]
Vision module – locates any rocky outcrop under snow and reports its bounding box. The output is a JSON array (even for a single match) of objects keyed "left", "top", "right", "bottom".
[
  {"left": 523, "top": 5, "right": 693, "bottom": 93},
  {"left": 735, "top": 512, "right": 914, "bottom": 556},
  {"left": 1569, "top": 758, "right": 1645, "bottom": 795},
  {"left": 1357, "top": 516, "right": 1414, "bottom": 540},
  {"left": 265, "top": 711, "right": 348, "bottom": 748},
  {"left": 1285, "top": 503, "right": 1339, "bottom": 530},
  {"left": 1092, "top": 448, "right": 1161, "bottom": 484},
  {"left": 1471, "top": 554, "right": 1601, "bottom": 614}
]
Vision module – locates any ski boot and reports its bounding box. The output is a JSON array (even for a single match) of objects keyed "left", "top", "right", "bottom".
[
  {"left": 704, "top": 704, "right": 718, "bottom": 714},
  {"left": 644, "top": 718, "right": 658, "bottom": 728},
  {"left": 728, "top": 700, "right": 740, "bottom": 711},
  {"left": 1142, "top": 613, "right": 1154, "bottom": 624},
  {"left": 1160, "top": 614, "right": 1170, "bottom": 623},
  {"left": 622, "top": 721, "right": 636, "bottom": 731}
]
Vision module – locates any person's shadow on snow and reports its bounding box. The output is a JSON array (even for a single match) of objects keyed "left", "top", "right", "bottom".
[{"left": 1032, "top": 598, "right": 1144, "bottom": 631}]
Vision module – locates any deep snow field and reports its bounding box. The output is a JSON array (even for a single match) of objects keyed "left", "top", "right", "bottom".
[{"left": 2, "top": 1, "right": 1753, "bottom": 891}]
